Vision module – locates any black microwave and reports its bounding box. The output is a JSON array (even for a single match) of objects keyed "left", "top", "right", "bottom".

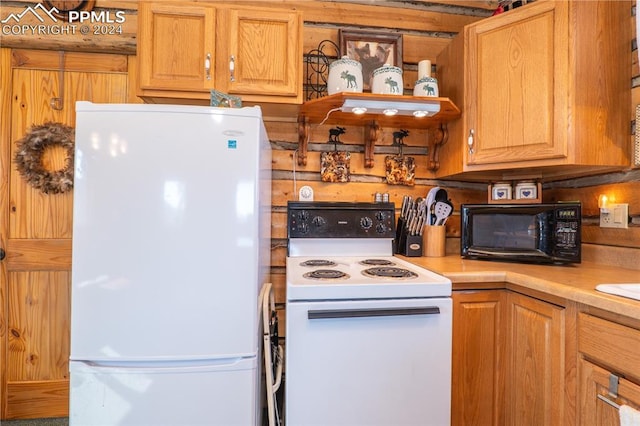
[{"left": 461, "top": 203, "right": 581, "bottom": 264}]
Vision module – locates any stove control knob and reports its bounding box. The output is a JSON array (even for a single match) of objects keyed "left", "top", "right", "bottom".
[
  {"left": 375, "top": 211, "right": 386, "bottom": 221},
  {"left": 312, "top": 216, "right": 326, "bottom": 227},
  {"left": 298, "top": 222, "right": 309, "bottom": 234},
  {"left": 297, "top": 210, "right": 309, "bottom": 221},
  {"left": 376, "top": 223, "right": 388, "bottom": 234},
  {"left": 360, "top": 216, "right": 373, "bottom": 229}
]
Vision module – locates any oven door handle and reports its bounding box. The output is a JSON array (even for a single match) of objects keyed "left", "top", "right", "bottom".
[{"left": 307, "top": 306, "right": 440, "bottom": 320}]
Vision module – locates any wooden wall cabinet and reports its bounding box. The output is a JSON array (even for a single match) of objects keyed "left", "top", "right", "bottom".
[
  {"left": 435, "top": 0, "right": 631, "bottom": 181},
  {"left": 577, "top": 312, "right": 640, "bottom": 425},
  {"left": 137, "top": 2, "right": 303, "bottom": 104},
  {"left": 452, "top": 289, "right": 570, "bottom": 426}
]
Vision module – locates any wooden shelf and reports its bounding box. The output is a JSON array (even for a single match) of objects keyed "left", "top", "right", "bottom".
[
  {"left": 297, "top": 92, "right": 461, "bottom": 169},
  {"left": 299, "top": 92, "right": 461, "bottom": 127}
]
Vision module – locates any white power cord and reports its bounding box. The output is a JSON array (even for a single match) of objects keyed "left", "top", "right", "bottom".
[{"left": 292, "top": 107, "right": 341, "bottom": 199}]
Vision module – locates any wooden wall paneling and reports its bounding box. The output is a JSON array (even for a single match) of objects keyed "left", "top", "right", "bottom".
[
  {"left": 5, "top": 240, "right": 72, "bottom": 271},
  {"left": 545, "top": 181, "right": 640, "bottom": 217},
  {"left": 414, "top": 0, "right": 497, "bottom": 9},
  {"left": 241, "top": 1, "right": 485, "bottom": 33},
  {"left": 582, "top": 227, "right": 640, "bottom": 250},
  {"left": 9, "top": 69, "right": 128, "bottom": 239},
  {"left": 0, "top": 3, "right": 137, "bottom": 54},
  {"left": 126, "top": 55, "right": 144, "bottom": 104},
  {"left": 2, "top": 49, "right": 130, "bottom": 420},
  {"left": 11, "top": 50, "right": 128, "bottom": 73},
  {"left": 0, "top": 47, "right": 13, "bottom": 422},
  {"left": 6, "top": 271, "right": 70, "bottom": 419}
]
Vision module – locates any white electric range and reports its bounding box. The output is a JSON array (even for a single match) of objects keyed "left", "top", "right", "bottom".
[{"left": 285, "top": 201, "right": 452, "bottom": 426}]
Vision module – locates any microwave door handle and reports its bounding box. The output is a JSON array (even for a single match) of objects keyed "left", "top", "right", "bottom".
[{"left": 307, "top": 306, "right": 440, "bottom": 320}]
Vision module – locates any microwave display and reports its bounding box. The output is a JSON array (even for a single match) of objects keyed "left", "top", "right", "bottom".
[
  {"left": 472, "top": 214, "right": 537, "bottom": 250},
  {"left": 461, "top": 203, "right": 581, "bottom": 264}
]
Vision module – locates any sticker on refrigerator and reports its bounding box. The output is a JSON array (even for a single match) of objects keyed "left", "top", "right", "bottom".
[{"left": 228, "top": 140, "right": 237, "bottom": 149}]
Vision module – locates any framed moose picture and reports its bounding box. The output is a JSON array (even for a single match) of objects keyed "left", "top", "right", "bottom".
[{"left": 339, "top": 30, "right": 403, "bottom": 91}]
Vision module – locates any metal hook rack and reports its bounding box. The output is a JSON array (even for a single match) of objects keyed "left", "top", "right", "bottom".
[{"left": 303, "top": 39, "right": 339, "bottom": 101}]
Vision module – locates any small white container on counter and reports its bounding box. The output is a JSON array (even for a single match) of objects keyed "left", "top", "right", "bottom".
[
  {"left": 492, "top": 183, "right": 512, "bottom": 201},
  {"left": 515, "top": 182, "right": 538, "bottom": 200}
]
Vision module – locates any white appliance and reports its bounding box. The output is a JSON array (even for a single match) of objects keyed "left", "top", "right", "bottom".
[
  {"left": 285, "top": 201, "right": 452, "bottom": 426},
  {"left": 70, "top": 102, "right": 272, "bottom": 425}
]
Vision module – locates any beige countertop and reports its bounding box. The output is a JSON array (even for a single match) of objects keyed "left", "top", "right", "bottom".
[{"left": 399, "top": 255, "right": 640, "bottom": 321}]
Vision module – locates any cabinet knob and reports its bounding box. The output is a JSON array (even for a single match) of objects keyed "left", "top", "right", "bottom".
[
  {"left": 0, "top": 248, "right": 5, "bottom": 261},
  {"left": 205, "top": 53, "right": 211, "bottom": 81},
  {"left": 468, "top": 129, "right": 475, "bottom": 155},
  {"left": 229, "top": 55, "right": 235, "bottom": 82}
]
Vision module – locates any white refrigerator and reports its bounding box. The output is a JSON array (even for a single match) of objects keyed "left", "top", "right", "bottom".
[{"left": 70, "top": 102, "right": 272, "bottom": 425}]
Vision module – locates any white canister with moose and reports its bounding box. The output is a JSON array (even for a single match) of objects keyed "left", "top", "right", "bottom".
[
  {"left": 327, "top": 56, "right": 363, "bottom": 95},
  {"left": 414, "top": 59, "right": 439, "bottom": 97},
  {"left": 371, "top": 64, "right": 403, "bottom": 95}
]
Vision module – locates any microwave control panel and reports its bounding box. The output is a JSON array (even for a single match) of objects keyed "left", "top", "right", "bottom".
[{"left": 554, "top": 207, "right": 580, "bottom": 250}]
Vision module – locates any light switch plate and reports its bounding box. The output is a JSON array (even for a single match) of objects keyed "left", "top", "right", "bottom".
[{"left": 600, "top": 203, "right": 629, "bottom": 229}]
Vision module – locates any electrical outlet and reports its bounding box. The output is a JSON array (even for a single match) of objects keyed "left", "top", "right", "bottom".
[{"left": 600, "top": 203, "right": 629, "bottom": 229}]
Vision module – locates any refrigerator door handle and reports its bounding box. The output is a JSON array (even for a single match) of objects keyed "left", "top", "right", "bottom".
[
  {"left": 71, "top": 357, "right": 256, "bottom": 372},
  {"left": 307, "top": 306, "right": 440, "bottom": 320}
]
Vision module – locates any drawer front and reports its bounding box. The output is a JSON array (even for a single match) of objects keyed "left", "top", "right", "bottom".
[{"left": 578, "top": 313, "right": 640, "bottom": 381}]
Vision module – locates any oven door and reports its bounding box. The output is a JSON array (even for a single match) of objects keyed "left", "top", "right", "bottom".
[{"left": 285, "top": 297, "right": 452, "bottom": 426}]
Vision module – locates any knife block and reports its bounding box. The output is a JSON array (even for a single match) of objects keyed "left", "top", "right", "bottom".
[{"left": 395, "top": 218, "right": 423, "bottom": 257}]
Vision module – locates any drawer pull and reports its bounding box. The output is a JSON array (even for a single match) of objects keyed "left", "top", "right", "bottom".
[
  {"left": 308, "top": 306, "right": 440, "bottom": 320},
  {"left": 597, "top": 394, "right": 620, "bottom": 410},
  {"left": 205, "top": 53, "right": 211, "bottom": 81}
]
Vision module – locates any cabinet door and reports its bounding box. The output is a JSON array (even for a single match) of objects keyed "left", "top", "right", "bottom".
[
  {"left": 219, "top": 7, "right": 302, "bottom": 101},
  {"left": 504, "top": 291, "right": 566, "bottom": 426},
  {"left": 138, "top": 3, "right": 216, "bottom": 92},
  {"left": 452, "top": 290, "right": 506, "bottom": 426},
  {"left": 578, "top": 359, "right": 640, "bottom": 426},
  {"left": 465, "top": 1, "right": 568, "bottom": 166}
]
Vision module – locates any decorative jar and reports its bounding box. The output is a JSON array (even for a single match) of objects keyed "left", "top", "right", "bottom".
[
  {"left": 515, "top": 182, "right": 538, "bottom": 199},
  {"left": 413, "top": 77, "right": 439, "bottom": 97},
  {"left": 371, "top": 64, "right": 403, "bottom": 95},
  {"left": 492, "top": 182, "right": 512, "bottom": 201},
  {"left": 327, "top": 56, "right": 363, "bottom": 95}
]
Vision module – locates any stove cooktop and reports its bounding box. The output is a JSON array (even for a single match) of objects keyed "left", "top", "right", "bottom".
[{"left": 286, "top": 255, "right": 451, "bottom": 301}]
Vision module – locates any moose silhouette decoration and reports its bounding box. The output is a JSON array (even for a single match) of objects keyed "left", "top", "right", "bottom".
[
  {"left": 393, "top": 129, "right": 409, "bottom": 145},
  {"left": 340, "top": 71, "right": 358, "bottom": 89},
  {"left": 385, "top": 77, "right": 400, "bottom": 94},
  {"left": 329, "top": 126, "right": 346, "bottom": 144}
]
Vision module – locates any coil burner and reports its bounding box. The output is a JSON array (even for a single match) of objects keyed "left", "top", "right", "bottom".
[
  {"left": 359, "top": 259, "right": 396, "bottom": 266},
  {"left": 362, "top": 267, "right": 418, "bottom": 279},
  {"left": 300, "top": 259, "right": 337, "bottom": 267},
  {"left": 303, "top": 269, "right": 350, "bottom": 280}
]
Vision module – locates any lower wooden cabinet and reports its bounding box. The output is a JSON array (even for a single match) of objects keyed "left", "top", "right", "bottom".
[
  {"left": 577, "top": 312, "right": 640, "bottom": 425},
  {"left": 504, "top": 291, "right": 567, "bottom": 426},
  {"left": 452, "top": 289, "right": 569, "bottom": 426},
  {"left": 578, "top": 359, "right": 640, "bottom": 426},
  {"left": 452, "top": 289, "right": 505, "bottom": 426}
]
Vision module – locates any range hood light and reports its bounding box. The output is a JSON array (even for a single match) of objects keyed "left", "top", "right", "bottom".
[{"left": 340, "top": 98, "right": 440, "bottom": 117}]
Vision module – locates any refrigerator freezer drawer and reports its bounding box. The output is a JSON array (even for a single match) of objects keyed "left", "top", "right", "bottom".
[{"left": 69, "top": 359, "right": 257, "bottom": 426}]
